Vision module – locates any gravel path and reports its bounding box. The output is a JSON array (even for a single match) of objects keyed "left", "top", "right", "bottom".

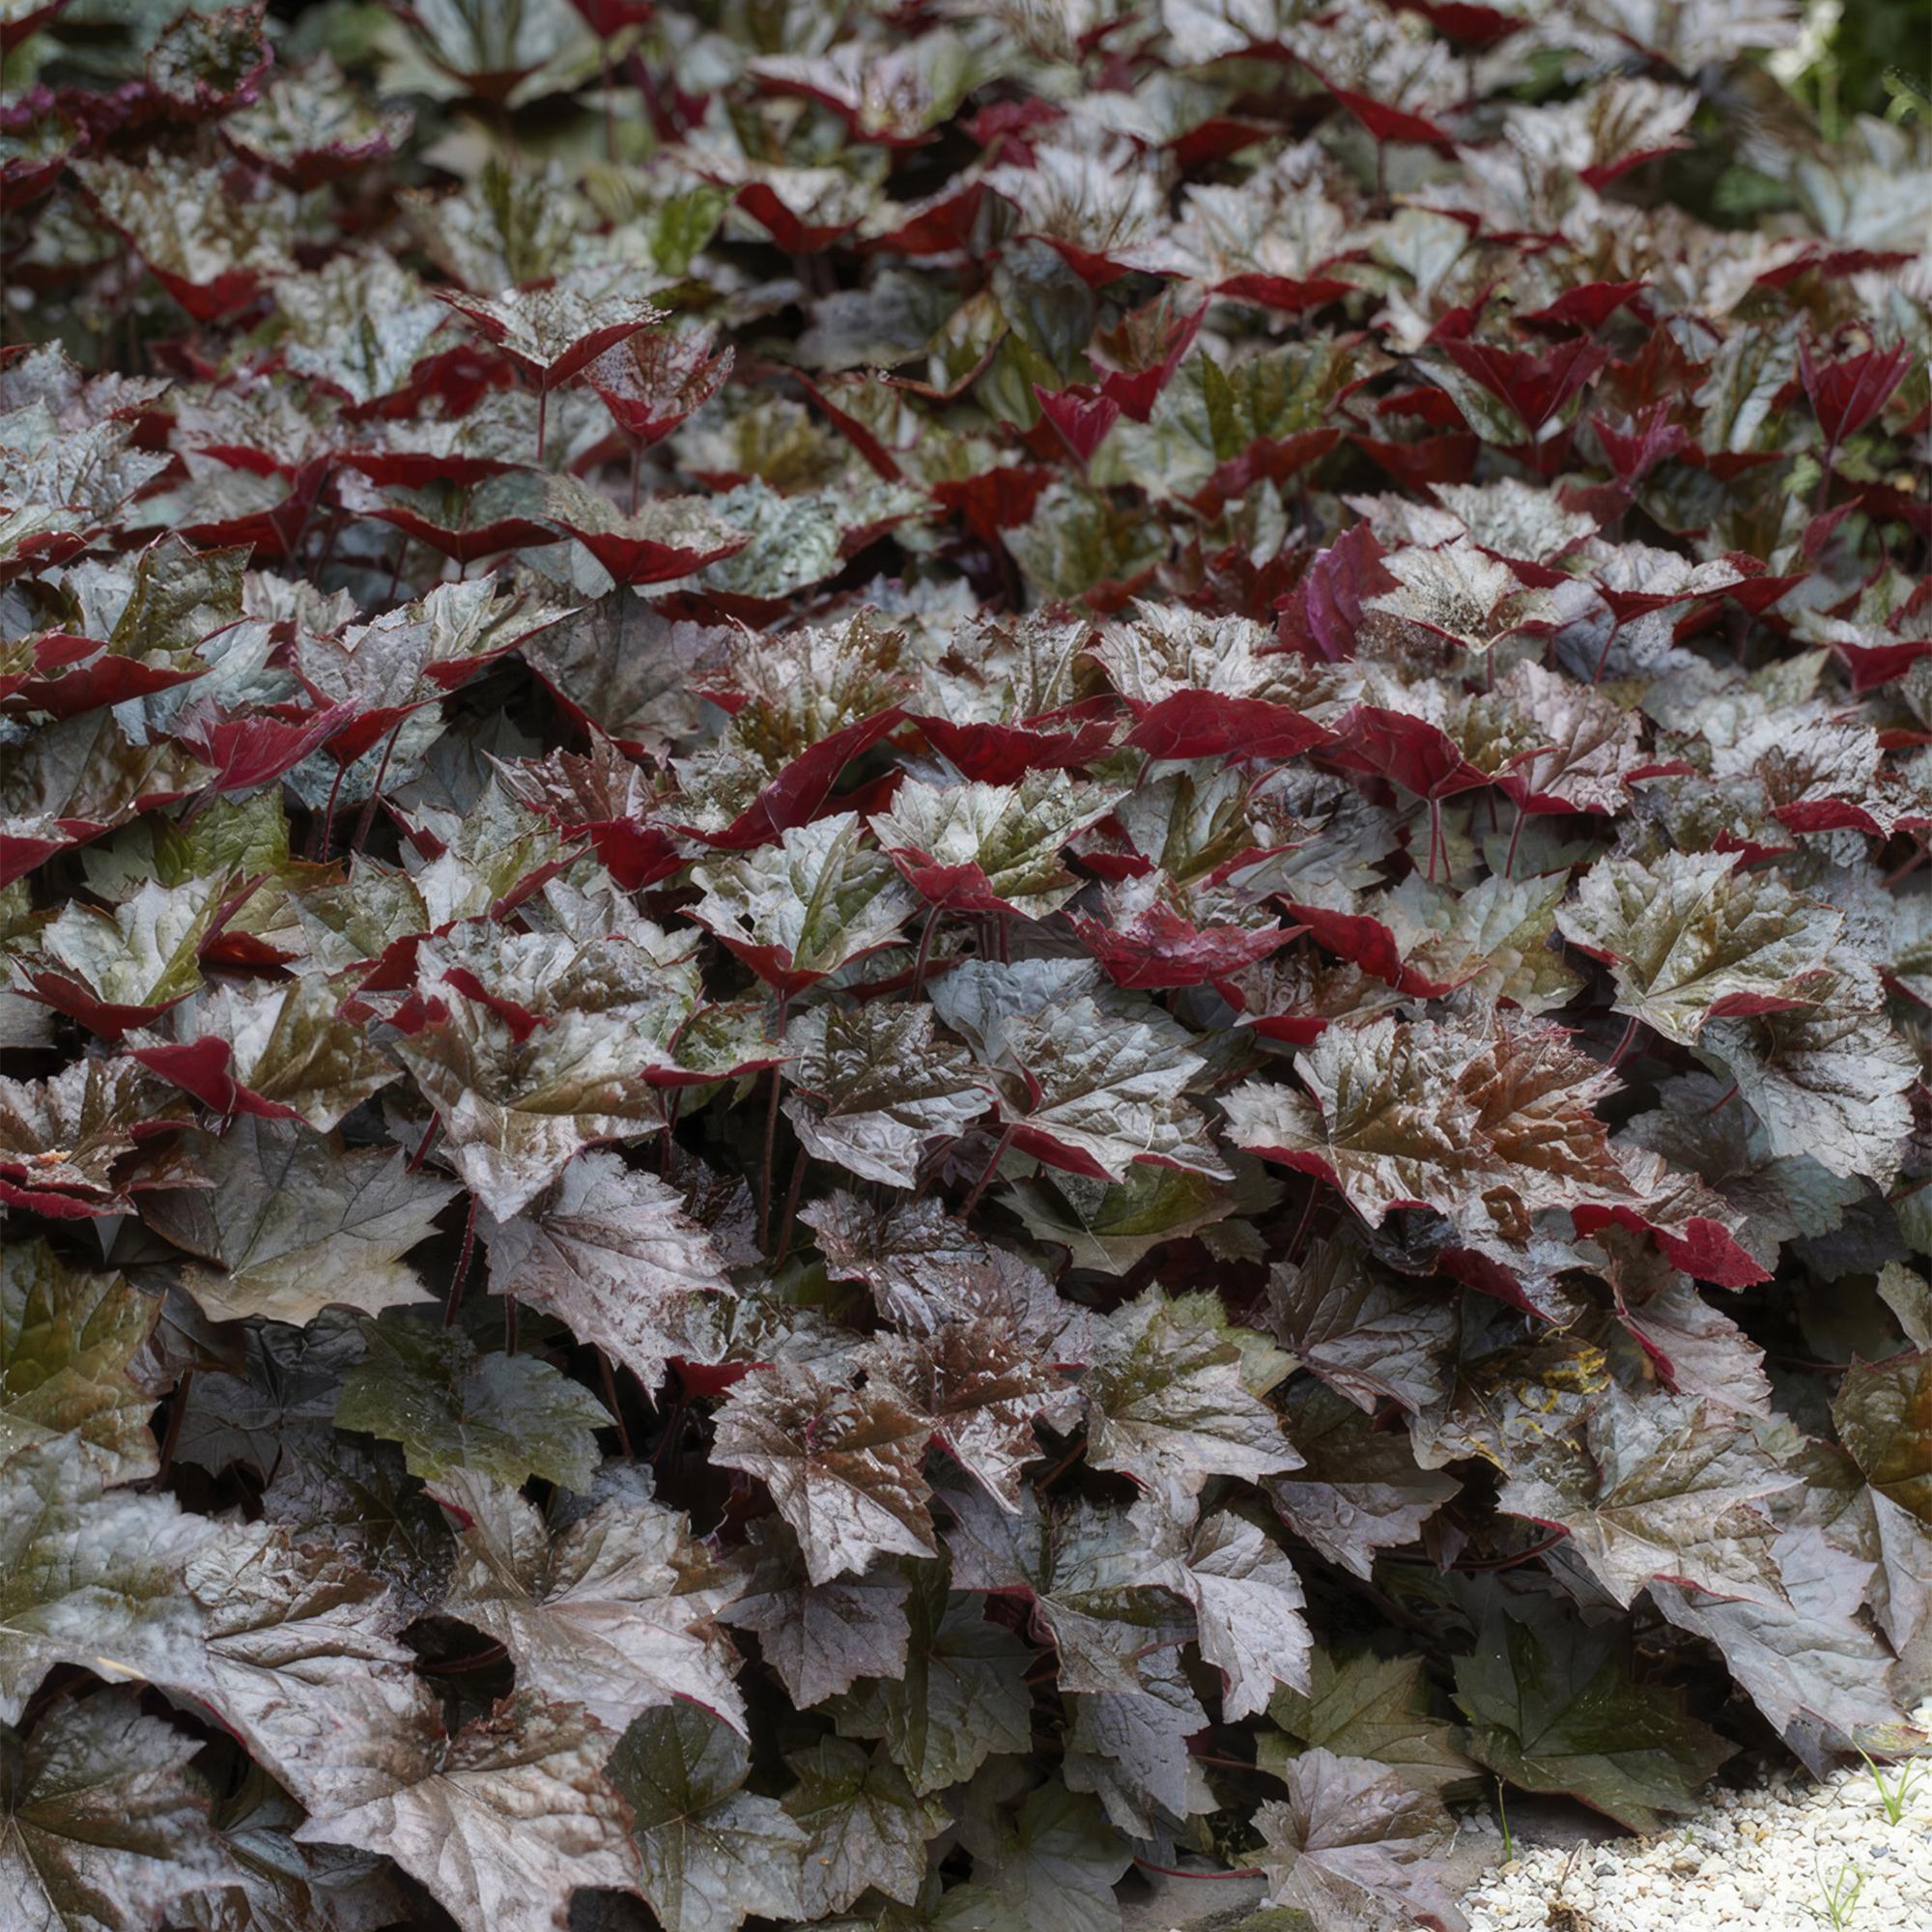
[{"left": 1463, "top": 1719, "right": 1932, "bottom": 1932}]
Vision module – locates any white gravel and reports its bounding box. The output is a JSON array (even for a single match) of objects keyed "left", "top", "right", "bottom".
[{"left": 1463, "top": 1722, "right": 1932, "bottom": 1932}]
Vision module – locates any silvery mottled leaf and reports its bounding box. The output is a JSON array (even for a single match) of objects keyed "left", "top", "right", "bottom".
[
  {"left": 437, "top": 1465, "right": 744, "bottom": 1735},
  {"left": 712, "top": 1367, "right": 936, "bottom": 1585},
  {"left": 484, "top": 1151, "right": 732, "bottom": 1395},
  {"left": 1250, "top": 1748, "right": 1465, "bottom": 1932},
  {"left": 1555, "top": 850, "right": 1840, "bottom": 1047},
  {"left": 945, "top": 1486, "right": 1190, "bottom": 1694},
  {"left": 862, "top": 1320, "right": 1068, "bottom": 1509},
  {"left": 1496, "top": 1382, "right": 1797, "bottom": 1608},
  {"left": 1701, "top": 958, "right": 1915, "bottom": 1189},
  {"left": 0, "top": 1237, "right": 156, "bottom": 1481},
  {"left": 141, "top": 1121, "right": 453, "bottom": 1326},
  {"left": 297, "top": 1690, "right": 639, "bottom": 1932},
  {"left": 1266, "top": 1383, "right": 1458, "bottom": 1580},
  {"left": 1650, "top": 1524, "right": 1907, "bottom": 1763},
  {"left": 0, "top": 1690, "right": 238, "bottom": 1932},
  {"left": 608, "top": 1703, "right": 806, "bottom": 1932},
  {"left": 721, "top": 1519, "right": 911, "bottom": 1711},
  {"left": 829, "top": 1569, "right": 1033, "bottom": 1797},
  {"left": 432, "top": 286, "right": 665, "bottom": 387},
  {"left": 172, "top": 1758, "right": 412, "bottom": 1932},
  {"left": 782, "top": 1003, "right": 987, "bottom": 1188},
  {"left": 869, "top": 772, "right": 1121, "bottom": 920},
  {"left": 1064, "top": 1644, "right": 1212, "bottom": 1836},
  {"left": 1180, "top": 1511, "right": 1313, "bottom": 1721},
  {"left": 690, "top": 814, "right": 914, "bottom": 997},
  {"left": 129, "top": 976, "right": 400, "bottom": 1133},
  {"left": 1264, "top": 1238, "right": 1455, "bottom": 1417},
  {"left": 1082, "top": 1289, "right": 1300, "bottom": 1509}
]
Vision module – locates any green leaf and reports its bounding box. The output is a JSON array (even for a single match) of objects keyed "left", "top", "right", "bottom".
[
  {"left": 335, "top": 1319, "right": 611, "bottom": 1492},
  {"left": 830, "top": 1571, "right": 1033, "bottom": 1797},
  {"left": 1261, "top": 1648, "right": 1473, "bottom": 1798},
  {"left": 0, "top": 1238, "right": 156, "bottom": 1482},
  {"left": 1454, "top": 1605, "right": 1734, "bottom": 1832},
  {"left": 782, "top": 1738, "right": 945, "bottom": 1918},
  {"left": 609, "top": 1704, "right": 807, "bottom": 1932},
  {"left": 932, "top": 1779, "right": 1129, "bottom": 1932}
]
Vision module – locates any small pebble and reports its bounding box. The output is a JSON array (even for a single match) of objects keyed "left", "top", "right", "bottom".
[{"left": 1462, "top": 1700, "right": 1932, "bottom": 1932}]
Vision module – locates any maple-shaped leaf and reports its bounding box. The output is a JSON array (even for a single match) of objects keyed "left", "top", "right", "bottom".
[
  {"left": 392, "top": 972, "right": 674, "bottom": 1223},
  {"left": 1224, "top": 1012, "right": 1621, "bottom": 1242},
  {"left": 782, "top": 1003, "right": 987, "bottom": 1189},
  {"left": 1251, "top": 1748, "right": 1466, "bottom": 1932},
  {"left": 0, "top": 1440, "right": 213, "bottom": 1720},
  {"left": 930, "top": 961, "right": 1230, "bottom": 1183},
  {"left": 0, "top": 1690, "right": 238, "bottom": 1932},
  {"left": 1004, "top": 1156, "right": 1279, "bottom": 1280},
  {"left": 13, "top": 875, "right": 227, "bottom": 1038},
  {"left": 1833, "top": 1349, "right": 1931, "bottom": 1524},
  {"left": 483, "top": 1151, "right": 732, "bottom": 1396},
  {"left": 0, "top": 1237, "right": 156, "bottom": 1482},
  {"left": 436, "top": 1465, "right": 744, "bottom": 1737},
  {"left": 1454, "top": 1603, "right": 1734, "bottom": 1833},
  {"left": 782, "top": 1738, "right": 946, "bottom": 1918},
  {"left": 298, "top": 574, "right": 573, "bottom": 765},
  {"left": 712, "top": 1367, "right": 936, "bottom": 1585},
  {"left": 933, "top": 1776, "right": 1130, "bottom": 1932},
  {"left": 946, "top": 1486, "right": 1191, "bottom": 1694},
  {"left": 868, "top": 772, "right": 1120, "bottom": 920},
  {"left": 1082, "top": 1289, "right": 1300, "bottom": 1508},
  {"left": 1261, "top": 1648, "right": 1473, "bottom": 1799},
  {"left": 586, "top": 329, "right": 735, "bottom": 445},
  {"left": 802, "top": 1193, "right": 1086, "bottom": 1355},
  {"left": 296, "top": 1690, "right": 639, "bottom": 1932},
  {"left": 607, "top": 1702, "right": 807, "bottom": 1932},
  {"left": 1557, "top": 851, "right": 1841, "bottom": 1046},
  {"left": 1267, "top": 1383, "right": 1460, "bottom": 1579},
  {"left": 1497, "top": 1382, "right": 1795, "bottom": 1607},
  {"left": 828, "top": 1567, "right": 1033, "bottom": 1796},
  {"left": 128, "top": 977, "right": 399, "bottom": 1133},
  {"left": 1264, "top": 1237, "right": 1457, "bottom": 1416},
  {"left": 1087, "top": 605, "right": 1336, "bottom": 760},
  {"left": 1367, "top": 537, "right": 1585, "bottom": 658},
  {"left": 1701, "top": 959, "right": 1916, "bottom": 1189},
  {"left": 0, "top": 1057, "right": 184, "bottom": 1217},
  {"left": 1601, "top": 1231, "right": 1772, "bottom": 1416},
  {"left": 1181, "top": 1511, "right": 1313, "bottom": 1722},
  {"left": 140, "top": 1120, "right": 454, "bottom": 1325},
  {"left": 75, "top": 156, "right": 295, "bottom": 321},
  {"left": 1493, "top": 658, "right": 1648, "bottom": 814},
  {"left": 721, "top": 1519, "right": 911, "bottom": 1710},
  {"left": 689, "top": 814, "right": 914, "bottom": 998},
  {"left": 530, "top": 476, "right": 750, "bottom": 586},
  {"left": 335, "top": 1317, "right": 611, "bottom": 1492},
  {"left": 432, "top": 286, "right": 666, "bottom": 390},
  {"left": 172, "top": 1758, "right": 412, "bottom": 1932},
  {"left": 1063, "top": 1641, "right": 1214, "bottom": 1838},
  {"left": 863, "top": 1319, "right": 1070, "bottom": 1510},
  {"left": 227, "top": 54, "right": 413, "bottom": 187}
]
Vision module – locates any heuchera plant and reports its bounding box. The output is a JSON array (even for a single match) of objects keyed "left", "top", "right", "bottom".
[{"left": 0, "top": 3, "right": 1928, "bottom": 1929}]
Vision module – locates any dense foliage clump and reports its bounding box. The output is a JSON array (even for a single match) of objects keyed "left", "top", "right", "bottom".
[{"left": 1, "top": 2, "right": 1929, "bottom": 1928}]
